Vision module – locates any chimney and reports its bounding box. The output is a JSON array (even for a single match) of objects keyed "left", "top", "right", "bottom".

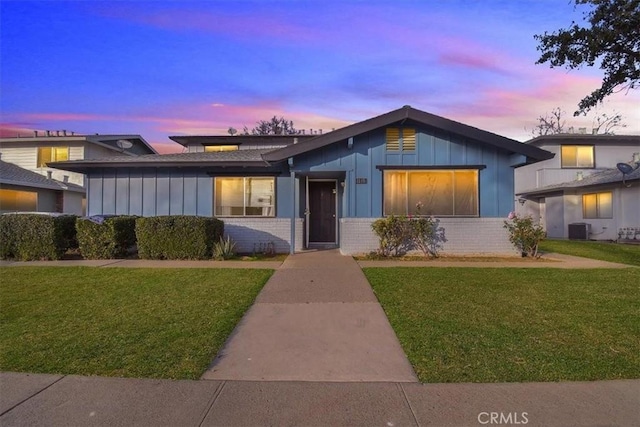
[
  {"left": 309, "top": 128, "right": 313, "bottom": 135},
  {"left": 56, "top": 130, "right": 60, "bottom": 136},
  {"left": 63, "top": 175, "right": 69, "bottom": 183},
  {"left": 591, "top": 128, "right": 598, "bottom": 135},
  {"left": 568, "top": 126, "right": 574, "bottom": 134},
  {"left": 71, "top": 132, "right": 75, "bottom": 136},
  {"left": 578, "top": 127, "right": 586, "bottom": 134},
  {"left": 62, "top": 130, "right": 67, "bottom": 136},
  {"left": 576, "top": 171, "right": 583, "bottom": 181},
  {"left": 319, "top": 129, "right": 323, "bottom": 134},
  {"left": 46, "top": 130, "right": 51, "bottom": 137},
  {"left": 34, "top": 130, "right": 39, "bottom": 137},
  {"left": 47, "top": 171, "right": 53, "bottom": 180}
]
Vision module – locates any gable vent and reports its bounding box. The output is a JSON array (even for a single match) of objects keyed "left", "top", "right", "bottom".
[
  {"left": 386, "top": 128, "right": 400, "bottom": 151},
  {"left": 402, "top": 128, "right": 416, "bottom": 151}
]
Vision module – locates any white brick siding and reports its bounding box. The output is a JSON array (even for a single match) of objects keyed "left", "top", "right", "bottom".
[
  {"left": 222, "top": 218, "right": 303, "bottom": 254},
  {"left": 339, "top": 218, "right": 518, "bottom": 256}
]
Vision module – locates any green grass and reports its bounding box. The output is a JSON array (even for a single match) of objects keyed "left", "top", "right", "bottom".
[
  {"left": 0, "top": 267, "right": 272, "bottom": 379},
  {"left": 539, "top": 239, "right": 640, "bottom": 266},
  {"left": 365, "top": 267, "right": 640, "bottom": 383}
]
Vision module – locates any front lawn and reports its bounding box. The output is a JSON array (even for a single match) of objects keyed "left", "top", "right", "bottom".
[
  {"left": 365, "top": 268, "right": 640, "bottom": 383},
  {"left": 539, "top": 239, "right": 640, "bottom": 266},
  {"left": 0, "top": 267, "right": 272, "bottom": 379}
]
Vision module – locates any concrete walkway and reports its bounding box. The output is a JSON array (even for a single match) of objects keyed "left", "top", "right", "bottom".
[
  {"left": 202, "top": 249, "right": 418, "bottom": 382},
  {"left": 1, "top": 373, "right": 637, "bottom": 426}
]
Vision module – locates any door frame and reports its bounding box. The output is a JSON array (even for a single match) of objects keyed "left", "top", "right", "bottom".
[{"left": 306, "top": 178, "right": 338, "bottom": 246}]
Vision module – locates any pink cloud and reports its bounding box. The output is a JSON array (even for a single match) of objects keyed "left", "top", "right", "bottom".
[{"left": 94, "top": 6, "right": 318, "bottom": 44}]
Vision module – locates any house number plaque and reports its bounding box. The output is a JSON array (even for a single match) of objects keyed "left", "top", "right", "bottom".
[{"left": 356, "top": 178, "right": 367, "bottom": 184}]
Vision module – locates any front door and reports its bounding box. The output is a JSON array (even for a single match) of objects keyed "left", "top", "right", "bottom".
[{"left": 308, "top": 181, "right": 336, "bottom": 243}]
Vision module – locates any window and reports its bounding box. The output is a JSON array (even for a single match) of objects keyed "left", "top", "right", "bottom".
[
  {"left": 0, "top": 189, "right": 37, "bottom": 212},
  {"left": 583, "top": 192, "right": 612, "bottom": 219},
  {"left": 204, "top": 145, "right": 239, "bottom": 152},
  {"left": 214, "top": 177, "right": 275, "bottom": 216},
  {"left": 37, "top": 147, "right": 69, "bottom": 167},
  {"left": 561, "top": 145, "right": 594, "bottom": 168},
  {"left": 386, "top": 128, "right": 416, "bottom": 151},
  {"left": 384, "top": 170, "right": 478, "bottom": 216}
]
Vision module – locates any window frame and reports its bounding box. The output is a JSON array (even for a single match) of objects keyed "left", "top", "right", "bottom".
[
  {"left": 560, "top": 145, "right": 595, "bottom": 169},
  {"left": 37, "top": 146, "right": 69, "bottom": 167},
  {"left": 582, "top": 191, "right": 613, "bottom": 219},
  {"left": 379, "top": 166, "right": 484, "bottom": 217},
  {"left": 213, "top": 176, "right": 276, "bottom": 217}
]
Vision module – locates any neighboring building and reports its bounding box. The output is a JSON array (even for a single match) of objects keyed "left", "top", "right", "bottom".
[
  {"left": 0, "top": 133, "right": 156, "bottom": 214},
  {"left": 0, "top": 159, "right": 84, "bottom": 214},
  {"left": 51, "top": 106, "right": 552, "bottom": 254},
  {"left": 515, "top": 134, "right": 640, "bottom": 241}
]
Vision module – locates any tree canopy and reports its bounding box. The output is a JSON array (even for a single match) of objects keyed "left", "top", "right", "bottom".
[
  {"left": 242, "top": 116, "right": 298, "bottom": 135},
  {"left": 535, "top": 0, "right": 640, "bottom": 114}
]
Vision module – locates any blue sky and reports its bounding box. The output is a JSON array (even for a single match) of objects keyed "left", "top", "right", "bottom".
[{"left": 1, "top": 0, "right": 638, "bottom": 153}]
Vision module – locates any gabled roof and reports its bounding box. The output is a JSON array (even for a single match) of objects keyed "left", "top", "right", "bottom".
[
  {"left": 263, "top": 105, "right": 554, "bottom": 162},
  {"left": 517, "top": 164, "right": 640, "bottom": 196},
  {"left": 0, "top": 160, "right": 85, "bottom": 192},
  {"left": 50, "top": 149, "right": 274, "bottom": 173},
  {"left": 169, "top": 135, "right": 315, "bottom": 147},
  {"left": 526, "top": 134, "right": 640, "bottom": 147},
  {"left": 0, "top": 134, "right": 158, "bottom": 155}
]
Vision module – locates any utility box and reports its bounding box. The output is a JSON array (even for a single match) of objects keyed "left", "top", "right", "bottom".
[{"left": 568, "top": 223, "right": 590, "bottom": 240}]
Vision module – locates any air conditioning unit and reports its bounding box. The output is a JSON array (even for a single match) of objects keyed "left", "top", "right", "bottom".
[{"left": 568, "top": 223, "right": 591, "bottom": 240}]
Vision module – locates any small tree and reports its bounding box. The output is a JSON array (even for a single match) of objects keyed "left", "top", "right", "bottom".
[
  {"left": 242, "top": 116, "right": 298, "bottom": 135},
  {"left": 503, "top": 212, "right": 545, "bottom": 258}
]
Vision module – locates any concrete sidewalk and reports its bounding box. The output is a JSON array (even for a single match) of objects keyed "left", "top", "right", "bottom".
[
  {"left": 1, "top": 373, "right": 638, "bottom": 426},
  {"left": 202, "top": 249, "right": 418, "bottom": 382}
]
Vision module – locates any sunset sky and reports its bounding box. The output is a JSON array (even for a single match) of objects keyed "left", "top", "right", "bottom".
[{"left": 1, "top": 0, "right": 638, "bottom": 154}]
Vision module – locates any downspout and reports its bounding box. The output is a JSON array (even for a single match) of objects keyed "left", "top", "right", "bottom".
[{"left": 289, "top": 157, "right": 295, "bottom": 255}]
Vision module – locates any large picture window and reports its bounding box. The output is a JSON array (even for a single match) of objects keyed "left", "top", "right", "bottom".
[
  {"left": 37, "top": 147, "right": 69, "bottom": 167},
  {"left": 582, "top": 192, "right": 612, "bottom": 219},
  {"left": 561, "top": 145, "right": 594, "bottom": 168},
  {"left": 214, "top": 177, "right": 275, "bottom": 216},
  {"left": 384, "top": 169, "right": 479, "bottom": 216}
]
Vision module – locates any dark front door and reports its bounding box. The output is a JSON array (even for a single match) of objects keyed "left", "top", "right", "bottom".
[{"left": 309, "top": 181, "right": 336, "bottom": 243}]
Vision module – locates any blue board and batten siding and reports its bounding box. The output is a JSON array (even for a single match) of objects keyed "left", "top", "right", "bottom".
[
  {"left": 86, "top": 169, "right": 294, "bottom": 217},
  {"left": 292, "top": 126, "right": 516, "bottom": 218}
]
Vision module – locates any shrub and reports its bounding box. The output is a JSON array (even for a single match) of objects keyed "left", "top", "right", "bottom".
[
  {"left": 504, "top": 212, "right": 545, "bottom": 257},
  {"left": 76, "top": 216, "right": 138, "bottom": 259},
  {"left": 213, "top": 236, "right": 236, "bottom": 260},
  {"left": 371, "top": 215, "right": 412, "bottom": 257},
  {"left": 371, "top": 214, "right": 447, "bottom": 258},
  {"left": 0, "top": 214, "right": 77, "bottom": 260},
  {"left": 136, "top": 216, "right": 224, "bottom": 260},
  {"left": 409, "top": 216, "right": 447, "bottom": 258}
]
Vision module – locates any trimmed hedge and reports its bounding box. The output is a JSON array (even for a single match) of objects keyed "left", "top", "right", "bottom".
[
  {"left": 76, "top": 216, "right": 138, "bottom": 259},
  {"left": 136, "top": 216, "right": 224, "bottom": 260},
  {"left": 0, "top": 214, "right": 77, "bottom": 261}
]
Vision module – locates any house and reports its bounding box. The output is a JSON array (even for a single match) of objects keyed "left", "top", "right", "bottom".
[
  {"left": 515, "top": 134, "right": 640, "bottom": 241},
  {"left": 0, "top": 133, "right": 157, "bottom": 214},
  {"left": 50, "top": 106, "right": 553, "bottom": 254},
  {"left": 0, "top": 158, "right": 85, "bottom": 214}
]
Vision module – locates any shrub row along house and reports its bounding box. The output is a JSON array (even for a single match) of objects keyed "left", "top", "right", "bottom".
[{"left": 43, "top": 106, "right": 558, "bottom": 255}]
